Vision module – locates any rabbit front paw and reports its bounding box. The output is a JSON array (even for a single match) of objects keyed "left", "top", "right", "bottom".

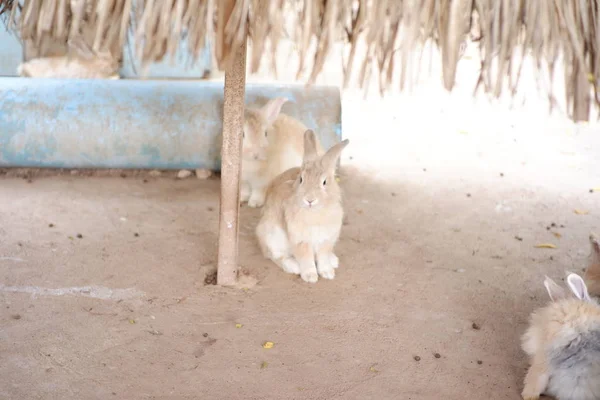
[
  {"left": 248, "top": 191, "right": 265, "bottom": 208},
  {"left": 281, "top": 258, "right": 300, "bottom": 274},
  {"left": 301, "top": 269, "right": 319, "bottom": 283},
  {"left": 319, "top": 266, "right": 335, "bottom": 280},
  {"left": 317, "top": 258, "right": 336, "bottom": 280},
  {"left": 240, "top": 184, "right": 251, "bottom": 202},
  {"left": 329, "top": 253, "right": 339, "bottom": 269}
]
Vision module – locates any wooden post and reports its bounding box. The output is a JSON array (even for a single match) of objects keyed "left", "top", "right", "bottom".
[{"left": 216, "top": 37, "right": 247, "bottom": 286}]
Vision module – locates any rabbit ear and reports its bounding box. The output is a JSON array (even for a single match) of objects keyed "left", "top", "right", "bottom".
[
  {"left": 302, "top": 129, "right": 319, "bottom": 164},
  {"left": 584, "top": 233, "right": 600, "bottom": 297},
  {"left": 567, "top": 273, "right": 592, "bottom": 301},
  {"left": 320, "top": 139, "right": 349, "bottom": 172},
  {"left": 260, "top": 97, "right": 288, "bottom": 125},
  {"left": 544, "top": 276, "right": 567, "bottom": 302}
]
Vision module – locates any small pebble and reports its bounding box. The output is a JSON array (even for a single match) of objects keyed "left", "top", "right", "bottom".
[
  {"left": 143, "top": 179, "right": 148, "bottom": 183},
  {"left": 500, "top": 173, "right": 504, "bottom": 177},
  {"left": 391, "top": 192, "right": 396, "bottom": 197},
  {"left": 477, "top": 360, "right": 483, "bottom": 365},
  {"left": 177, "top": 169, "right": 193, "bottom": 179},
  {"left": 195, "top": 169, "right": 213, "bottom": 180},
  {"left": 203, "top": 333, "right": 209, "bottom": 338},
  {"left": 76, "top": 233, "right": 83, "bottom": 239},
  {"left": 134, "top": 232, "right": 139, "bottom": 237},
  {"left": 434, "top": 353, "right": 441, "bottom": 359},
  {"left": 423, "top": 168, "right": 427, "bottom": 172},
  {"left": 551, "top": 222, "right": 557, "bottom": 227},
  {"left": 207, "top": 207, "right": 214, "bottom": 212},
  {"left": 472, "top": 322, "right": 481, "bottom": 330},
  {"left": 120, "top": 173, "right": 127, "bottom": 178},
  {"left": 11, "top": 314, "right": 21, "bottom": 320},
  {"left": 413, "top": 356, "right": 421, "bottom": 361},
  {"left": 466, "top": 193, "right": 471, "bottom": 197},
  {"left": 48, "top": 223, "right": 54, "bottom": 228}
]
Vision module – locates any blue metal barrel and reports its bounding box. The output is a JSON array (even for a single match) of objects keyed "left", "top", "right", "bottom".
[{"left": 0, "top": 79, "right": 342, "bottom": 170}]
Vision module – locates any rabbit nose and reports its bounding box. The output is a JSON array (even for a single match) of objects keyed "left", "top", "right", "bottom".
[{"left": 304, "top": 198, "right": 318, "bottom": 207}]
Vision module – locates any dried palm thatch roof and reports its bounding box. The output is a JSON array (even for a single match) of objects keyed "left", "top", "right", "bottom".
[{"left": 1, "top": 0, "right": 599, "bottom": 121}]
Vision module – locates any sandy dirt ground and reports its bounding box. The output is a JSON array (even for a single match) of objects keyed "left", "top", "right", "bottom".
[{"left": 2, "top": 41, "right": 600, "bottom": 400}]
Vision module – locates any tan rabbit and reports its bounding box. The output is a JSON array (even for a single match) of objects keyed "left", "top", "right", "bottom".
[
  {"left": 521, "top": 272, "right": 600, "bottom": 400},
  {"left": 255, "top": 130, "right": 349, "bottom": 283},
  {"left": 241, "top": 97, "right": 324, "bottom": 208},
  {"left": 584, "top": 233, "right": 600, "bottom": 297},
  {"left": 17, "top": 37, "right": 119, "bottom": 79}
]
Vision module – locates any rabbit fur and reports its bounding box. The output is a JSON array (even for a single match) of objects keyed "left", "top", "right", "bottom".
[
  {"left": 521, "top": 271, "right": 600, "bottom": 400},
  {"left": 17, "top": 36, "right": 119, "bottom": 79},
  {"left": 255, "top": 129, "right": 349, "bottom": 283},
  {"left": 242, "top": 97, "right": 324, "bottom": 208}
]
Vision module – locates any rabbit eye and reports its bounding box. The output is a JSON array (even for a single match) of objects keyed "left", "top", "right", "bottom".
[
  {"left": 322, "top": 178, "right": 327, "bottom": 186},
  {"left": 299, "top": 176, "right": 303, "bottom": 184}
]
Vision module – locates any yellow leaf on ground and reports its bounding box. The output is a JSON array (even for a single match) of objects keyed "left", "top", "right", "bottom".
[
  {"left": 262, "top": 341, "right": 274, "bottom": 349},
  {"left": 129, "top": 319, "right": 136, "bottom": 324},
  {"left": 574, "top": 209, "right": 590, "bottom": 215},
  {"left": 552, "top": 232, "right": 562, "bottom": 238},
  {"left": 535, "top": 243, "right": 557, "bottom": 249},
  {"left": 235, "top": 323, "right": 243, "bottom": 328},
  {"left": 260, "top": 361, "right": 268, "bottom": 369},
  {"left": 369, "top": 365, "right": 379, "bottom": 373}
]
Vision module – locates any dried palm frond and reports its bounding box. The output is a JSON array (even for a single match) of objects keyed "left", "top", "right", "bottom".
[{"left": 0, "top": 0, "right": 599, "bottom": 121}]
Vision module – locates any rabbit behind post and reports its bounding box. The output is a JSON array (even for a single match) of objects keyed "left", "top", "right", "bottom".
[
  {"left": 241, "top": 97, "right": 324, "bottom": 208},
  {"left": 255, "top": 129, "right": 349, "bottom": 283},
  {"left": 17, "top": 36, "right": 119, "bottom": 79},
  {"left": 521, "top": 272, "right": 600, "bottom": 400}
]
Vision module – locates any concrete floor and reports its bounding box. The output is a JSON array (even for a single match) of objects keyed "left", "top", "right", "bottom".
[{"left": 2, "top": 42, "right": 600, "bottom": 399}]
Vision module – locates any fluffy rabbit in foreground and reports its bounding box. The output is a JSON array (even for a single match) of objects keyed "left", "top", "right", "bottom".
[
  {"left": 521, "top": 270, "right": 600, "bottom": 400},
  {"left": 241, "top": 97, "right": 324, "bottom": 208},
  {"left": 17, "top": 37, "right": 119, "bottom": 79},
  {"left": 255, "top": 129, "right": 349, "bottom": 283}
]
